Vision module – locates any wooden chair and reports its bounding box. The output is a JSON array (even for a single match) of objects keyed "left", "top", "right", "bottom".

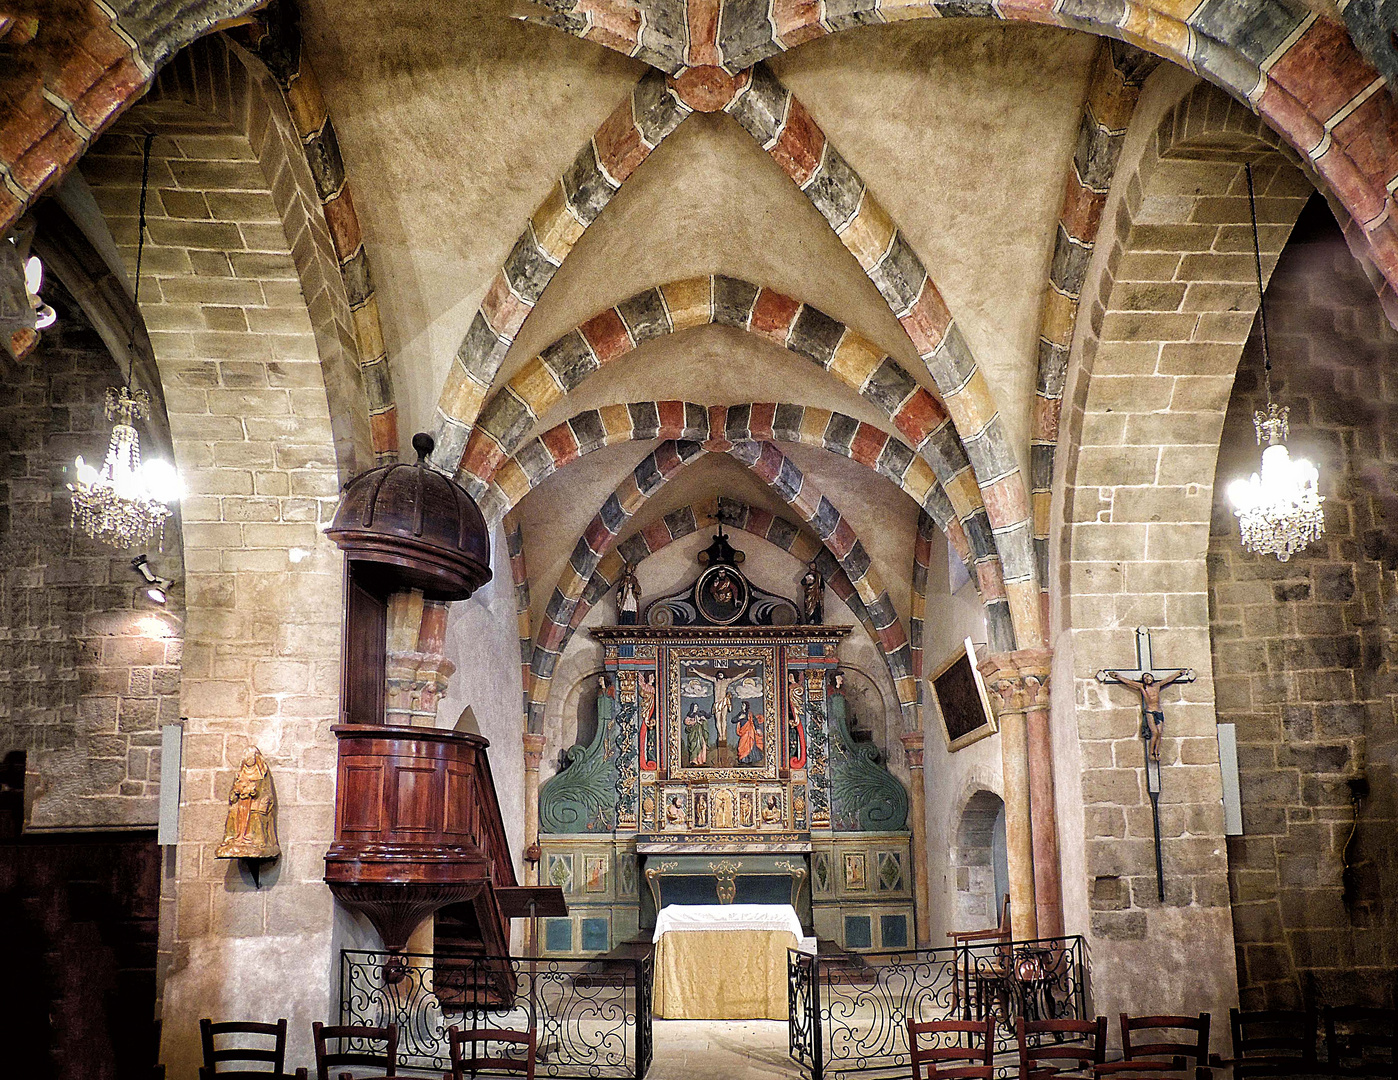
[
  {"left": 1017, "top": 1016, "right": 1107, "bottom": 1080},
  {"left": 908, "top": 1017, "right": 995, "bottom": 1080},
  {"left": 948, "top": 896, "right": 1012, "bottom": 1020},
  {"left": 447, "top": 1026, "right": 536, "bottom": 1079},
  {"left": 1119, "top": 1013, "right": 1210, "bottom": 1069},
  {"left": 1325, "top": 1007, "right": 1396, "bottom": 1079},
  {"left": 1227, "top": 1008, "right": 1317, "bottom": 1078},
  {"left": 199, "top": 1018, "right": 308, "bottom": 1080},
  {"left": 311, "top": 1022, "right": 397, "bottom": 1080}
]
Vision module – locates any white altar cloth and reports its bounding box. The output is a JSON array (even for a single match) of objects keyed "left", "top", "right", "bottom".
[
  {"left": 652, "top": 903, "right": 804, "bottom": 942},
  {"left": 651, "top": 904, "right": 803, "bottom": 1019}
]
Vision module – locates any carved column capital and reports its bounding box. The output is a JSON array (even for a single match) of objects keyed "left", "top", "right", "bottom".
[
  {"left": 899, "top": 731, "right": 925, "bottom": 770},
  {"left": 978, "top": 647, "right": 1054, "bottom": 715},
  {"left": 522, "top": 732, "right": 547, "bottom": 771}
]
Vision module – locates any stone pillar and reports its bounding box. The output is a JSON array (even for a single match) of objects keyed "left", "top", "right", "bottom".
[
  {"left": 982, "top": 649, "right": 1065, "bottom": 941},
  {"left": 980, "top": 653, "right": 1038, "bottom": 940},
  {"left": 1020, "top": 651, "right": 1064, "bottom": 940},
  {"left": 900, "top": 731, "right": 933, "bottom": 946},
  {"left": 386, "top": 590, "right": 456, "bottom": 726},
  {"left": 522, "top": 732, "right": 546, "bottom": 888}
]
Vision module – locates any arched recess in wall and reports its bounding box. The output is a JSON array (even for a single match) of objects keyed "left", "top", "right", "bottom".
[
  {"left": 77, "top": 35, "right": 361, "bottom": 1077},
  {"left": 1058, "top": 81, "right": 1318, "bottom": 635},
  {"left": 535, "top": 501, "right": 906, "bottom": 776},
  {"left": 953, "top": 788, "right": 1009, "bottom": 933},
  {"left": 113, "top": 35, "right": 375, "bottom": 481}
]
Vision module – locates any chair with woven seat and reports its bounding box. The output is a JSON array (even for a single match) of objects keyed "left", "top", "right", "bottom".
[
  {"left": 447, "top": 1026, "right": 536, "bottom": 1080},
  {"left": 311, "top": 1022, "right": 397, "bottom": 1080},
  {"left": 908, "top": 1017, "right": 995, "bottom": 1080},
  {"left": 1228, "top": 1008, "right": 1317, "bottom": 1078},
  {"left": 1017, "top": 1016, "right": 1107, "bottom": 1080},
  {"left": 1325, "top": 1007, "right": 1396, "bottom": 1079},
  {"left": 199, "top": 1018, "right": 307, "bottom": 1080}
]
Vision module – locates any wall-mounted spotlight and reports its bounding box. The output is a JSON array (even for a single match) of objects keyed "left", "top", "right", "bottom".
[{"left": 131, "top": 554, "right": 174, "bottom": 604}]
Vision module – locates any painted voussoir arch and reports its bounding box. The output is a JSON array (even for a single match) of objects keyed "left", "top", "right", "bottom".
[
  {"left": 526, "top": 1, "right": 1398, "bottom": 323},
  {"left": 524, "top": 440, "right": 917, "bottom": 729},
  {"left": 484, "top": 400, "right": 1022, "bottom": 648},
  {"left": 428, "top": 69, "right": 695, "bottom": 468},
  {"left": 558, "top": 498, "right": 903, "bottom": 718},
  {"left": 458, "top": 275, "right": 990, "bottom": 561},
  {"left": 460, "top": 275, "right": 975, "bottom": 506}
]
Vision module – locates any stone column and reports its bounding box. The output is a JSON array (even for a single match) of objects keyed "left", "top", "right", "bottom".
[
  {"left": 900, "top": 731, "right": 933, "bottom": 946},
  {"left": 981, "top": 649, "right": 1064, "bottom": 941},
  {"left": 386, "top": 590, "right": 456, "bottom": 726},
  {"left": 1019, "top": 650, "right": 1064, "bottom": 939},
  {"left": 522, "top": 732, "right": 546, "bottom": 888},
  {"left": 980, "top": 653, "right": 1038, "bottom": 940}
]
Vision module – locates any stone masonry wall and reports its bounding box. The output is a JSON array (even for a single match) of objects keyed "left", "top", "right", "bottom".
[
  {"left": 82, "top": 90, "right": 348, "bottom": 1071},
  {"left": 0, "top": 279, "right": 185, "bottom": 830},
  {"left": 1208, "top": 195, "right": 1398, "bottom": 1010}
]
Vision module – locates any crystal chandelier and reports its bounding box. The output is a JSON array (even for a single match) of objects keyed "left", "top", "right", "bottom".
[
  {"left": 69, "top": 386, "right": 179, "bottom": 549},
  {"left": 1227, "top": 163, "right": 1324, "bottom": 562},
  {"left": 68, "top": 131, "right": 182, "bottom": 551}
]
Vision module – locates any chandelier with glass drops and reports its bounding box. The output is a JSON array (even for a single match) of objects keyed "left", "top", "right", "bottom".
[
  {"left": 1226, "top": 163, "right": 1324, "bottom": 562},
  {"left": 69, "top": 132, "right": 182, "bottom": 550}
]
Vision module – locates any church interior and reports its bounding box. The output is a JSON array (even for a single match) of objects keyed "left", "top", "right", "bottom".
[{"left": 2, "top": 1, "right": 1397, "bottom": 1077}]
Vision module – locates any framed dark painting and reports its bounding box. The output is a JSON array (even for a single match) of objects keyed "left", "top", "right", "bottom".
[{"left": 929, "top": 637, "right": 997, "bottom": 751}]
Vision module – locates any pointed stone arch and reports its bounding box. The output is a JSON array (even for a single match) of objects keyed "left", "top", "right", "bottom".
[
  {"left": 482, "top": 400, "right": 1024, "bottom": 649},
  {"left": 457, "top": 275, "right": 983, "bottom": 569},
  {"left": 520, "top": 2, "right": 1398, "bottom": 326},
  {"left": 522, "top": 438, "right": 915, "bottom": 728}
]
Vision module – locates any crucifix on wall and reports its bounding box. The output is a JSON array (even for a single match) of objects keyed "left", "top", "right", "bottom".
[{"left": 1096, "top": 626, "right": 1195, "bottom": 902}]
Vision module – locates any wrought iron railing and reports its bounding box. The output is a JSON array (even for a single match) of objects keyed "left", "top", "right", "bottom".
[
  {"left": 787, "top": 936, "right": 1088, "bottom": 1079},
  {"left": 341, "top": 950, "right": 653, "bottom": 1078}
]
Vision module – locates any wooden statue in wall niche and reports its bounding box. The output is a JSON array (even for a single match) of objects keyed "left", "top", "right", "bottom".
[
  {"left": 216, "top": 747, "right": 280, "bottom": 860},
  {"left": 616, "top": 562, "right": 641, "bottom": 625},
  {"left": 802, "top": 561, "right": 824, "bottom": 624},
  {"left": 787, "top": 671, "right": 808, "bottom": 770}
]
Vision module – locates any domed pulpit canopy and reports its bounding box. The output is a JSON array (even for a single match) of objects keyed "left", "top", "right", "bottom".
[{"left": 326, "top": 432, "right": 491, "bottom": 600}]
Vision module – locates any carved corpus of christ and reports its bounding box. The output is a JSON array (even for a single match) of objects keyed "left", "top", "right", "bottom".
[
  {"left": 689, "top": 662, "right": 755, "bottom": 745},
  {"left": 1101, "top": 668, "right": 1188, "bottom": 762}
]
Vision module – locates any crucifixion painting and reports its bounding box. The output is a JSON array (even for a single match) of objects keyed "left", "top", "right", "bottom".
[
  {"left": 679, "top": 659, "right": 764, "bottom": 768},
  {"left": 1096, "top": 626, "right": 1195, "bottom": 901}
]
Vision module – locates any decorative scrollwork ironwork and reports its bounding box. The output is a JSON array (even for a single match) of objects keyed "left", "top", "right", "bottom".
[
  {"left": 342, "top": 949, "right": 652, "bottom": 1078},
  {"left": 787, "top": 936, "right": 1087, "bottom": 1079}
]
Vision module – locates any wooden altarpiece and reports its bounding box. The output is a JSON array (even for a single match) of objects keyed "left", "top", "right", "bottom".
[{"left": 537, "top": 532, "right": 914, "bottom": 955}]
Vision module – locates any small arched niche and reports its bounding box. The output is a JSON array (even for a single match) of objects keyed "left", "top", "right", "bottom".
[{"left": 953, "top": 789, "right": 1009, "bottom": 930}]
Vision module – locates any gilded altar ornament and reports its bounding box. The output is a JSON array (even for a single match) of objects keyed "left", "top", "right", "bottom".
[{"left": 216, "top": 747, "right": 281, "bottom": 861}]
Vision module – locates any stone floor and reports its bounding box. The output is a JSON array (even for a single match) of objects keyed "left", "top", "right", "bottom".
[{"left": 647, "top": 1020, "right": 801, "bottom": 1078}]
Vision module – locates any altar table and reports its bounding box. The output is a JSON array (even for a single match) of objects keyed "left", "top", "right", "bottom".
[{"left": 651, "top": 904, "right": 803, "bottom": 1020}]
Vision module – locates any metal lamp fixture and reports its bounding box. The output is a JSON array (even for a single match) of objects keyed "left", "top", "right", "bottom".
[
  {"left": 68, "top": 132, "right": 182, "bottom": 551},
  {"left": 131, "top": 554, "right": 174, "bottom": 604},
  {"left": 1226, "top": 163, "right": 1325, "bottom": 562}
]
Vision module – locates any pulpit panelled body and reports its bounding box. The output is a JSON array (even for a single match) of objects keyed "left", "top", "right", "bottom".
[{"left": 329, "top": 726, "right": 488, "bottom": 881}]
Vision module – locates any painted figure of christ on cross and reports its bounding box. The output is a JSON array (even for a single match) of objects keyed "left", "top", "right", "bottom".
[{"left": 1096, "top": 626, "right": 1195, "bottom": 901}]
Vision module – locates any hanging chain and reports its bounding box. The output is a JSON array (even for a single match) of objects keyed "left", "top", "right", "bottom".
[
  {"left": 129, "top": 131, "right": 154, "bottom": 387},
  {"left": 1245, "top": 162, "right": 1273, "bottom": 405}
]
